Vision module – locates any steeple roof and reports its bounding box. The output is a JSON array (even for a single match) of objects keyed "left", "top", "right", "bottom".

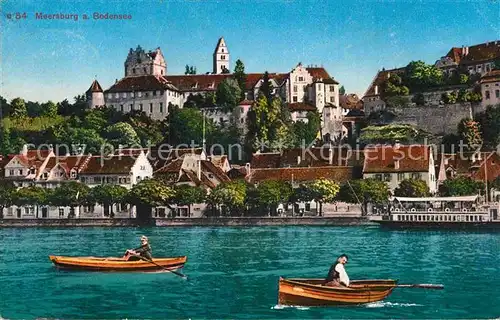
[
  {"left": 213, "top": 37, "right": 228, "bottom": 54},
  {"left": 87, "top": 80, "right": 103, "bottom": 93}
]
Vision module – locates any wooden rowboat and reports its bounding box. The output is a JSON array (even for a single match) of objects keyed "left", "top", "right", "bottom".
[
  {"left": 49, "top": 255, "right": 187, "bottom": 272},
  {"left": 278, "top": 277, "right": 398, "bottom": 306}
]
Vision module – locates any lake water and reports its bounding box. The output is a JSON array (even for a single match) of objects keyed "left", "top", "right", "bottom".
[{"left": 0, "top": 226, "right": 499, "bottom": 319}]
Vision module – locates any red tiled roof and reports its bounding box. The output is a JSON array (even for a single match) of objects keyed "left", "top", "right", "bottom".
[
  {"left": 180, "top": 169, "right": 216, "bottom": 189},
  {"left": 339, "top": 94, "right": 362, "bottom": 110},
  {"left": 363, "top": 145, "right": 431, "bottom": 173},
  {"left": 288, "top": 103, "right": 317, "bottom": 112},
  {"left": 155, "top": 158, "right": 184, "bottom": 174},
  {"left": 105, "top": 75, "right": 178, "bottom": 93},
  {"left": 201, "top": 160, "right": 230, "bottom": 183},
  {"left": 44, "top": 155, "right": 91, "bottom": 174},
  {"left": 446, "top": 41, "right": 500, "bottom": 64},
  {"left": 247, "top": 166, "right": 352, "bottom": 183},
  {"left": 363, "top": 67, "right": 405, "bottom": 97},
  {"left": 481, "top": 70, "right": 500, "bottom": 84},
  {"left": 250, "top": 148, "right": 363, "bottom": 169},
  {"left": 306, "top": 67, "right": 330, "bottom": 80},
  {"left": 239, "top": 100, "right": 254, "bottom": 105},
  {"left": 227, "top": 166, "right": 248, "bottom": 179},
  {"left": 79, "top": 156, "right": 137, "bottom": 174},
  {"left": 250, "top": 153, "right": 281, "bottom": 169},
  {"left": 210, "top": 155, "right": 228, "bottom": 169},
  {"left": 87, "top": 80, "right": 103, "bottom": 93},
  {"left": 472, "top": 152, "right": 500, "bottom": 182}
]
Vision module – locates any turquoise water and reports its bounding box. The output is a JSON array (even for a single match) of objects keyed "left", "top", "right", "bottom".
[{"left": 0, "top": 226, "right": 499, "bottom": 319}]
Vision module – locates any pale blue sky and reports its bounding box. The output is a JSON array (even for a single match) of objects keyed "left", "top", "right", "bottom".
[{"left": 1, "top": 0, "right": 499, "bottom": 103}]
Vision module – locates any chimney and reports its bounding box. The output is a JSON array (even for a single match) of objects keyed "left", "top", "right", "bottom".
[
  {"left": 21, "top": 144, "right": 28, "bottom": 156},
  {"left": 245, "top": 163, "right": 251, "bottom": 177},
  {"left": 374, "top": 85, "right": 379, "bottom": 95}
]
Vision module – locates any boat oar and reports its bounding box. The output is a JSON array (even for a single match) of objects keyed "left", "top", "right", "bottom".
[
  {"left": 395, "top": 284, "right": 444, "bottom": 289},
  {"left": 132, "top": 254, "right": 187, "bottom": 279},
  {"left": 366, "top": 283, "right": 444, "bottom": 289}
]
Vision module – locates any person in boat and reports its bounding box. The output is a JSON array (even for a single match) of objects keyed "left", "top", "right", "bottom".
[
  {"left": 324, "top": 254, "right": 350, "bottom": 287},
  {"left": 123, "top": 236, "right": 153, "bottom": 261}
]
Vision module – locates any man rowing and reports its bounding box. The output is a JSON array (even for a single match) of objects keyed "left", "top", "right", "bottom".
[
  {"left": 324, "top": 254, "right": 350, "bottom": 287},
  {"left": 123, "top": 235, "right": 153, "bottom": 261}
]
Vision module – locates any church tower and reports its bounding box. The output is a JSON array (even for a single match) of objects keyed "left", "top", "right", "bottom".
[
  {"left": 213, "top": 37, "right": 230, "bottom": 74},
  {"left": 86, "top": 79, "right": 104, "bottom": 108}
]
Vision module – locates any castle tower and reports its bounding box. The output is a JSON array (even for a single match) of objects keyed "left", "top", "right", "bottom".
[
  {"left": 124, "top": 46, "right": 166, "bottom": 77},
  {"left": 86, "top": 79, "right": 104, "bottom": 108},
  {"left": 213, "top": 37, "right": 230, "bottom": 74}
]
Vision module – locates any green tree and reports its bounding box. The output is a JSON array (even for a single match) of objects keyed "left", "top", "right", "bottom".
[
  {"left": 475, "top": 104, "right": 500, "bottom": 149},
  {"left": 0, "top": 95, "right": 11, "bottom": 118},
  {"left": 173, "top": 185, "right": 207, "bottom": 217},
  {"left": 0, "top": 126, "right": 13, "bottom": 156},
  {"left": 41, "top": 101, "right": 58, "bottom": 118},
  {"left": 458, "top": 118, "right": 482, "bottom": 151},
  {"left": 292, "top": 111, "right": 321, "bottom": 146},
  {"left": 339, "top": 85, "right": 346, "bottom": 95},
  {"left": 440, "top": 176, "right": 484, "bottom": 196},
  {"left": 255, "top": 180, "right": 293, "bottom": 216},
  {"left": 105, "top": 122, "right": 141, "bottom": 147},
  {"left": 305, "top": 178, "right": 340, "bottom": 216},
  {"left": 10, "top": 98, "right": 27, "bottom": 118},
  {"left": 124, "top": 111, "right": 164, "bottom": 146},
  {"left": 404, "top": 60, "right": 444, "bottom": 89},
  {"left": 259, "top": 71, "right": 273, "bottom": 104},
  {"left": 63, "top": 127, "right": 106, "bottom": 155},
  {"left": 90, "top": 184, "right": 128, "bottom": 217},
  {"left": 233, "top": 59, "right": 247, "bottom": 100},
  {"left": 215, "top": 78, "right": 242, "bottom": 112},
  {"left": 337, "top": 179, "right": 391, "bottom": 215},
  {"left": 394, "top": 179, "right": 430, "bottom": 197},
  {"left": 127, "top": 179, "right": 175, "bottom": 220},
  {"left": 207, "top": 181, "right": 247, "bottom": 216},
  {"left": 0, "top": 181, "right": 16, "bottom": 219},
  {"left": 184, "top": 65, "right": 197, "bottom": 75},
  {"left": 49, "top": 182, "right": 90, "bottom": 218},
  {"left": 14, "top": 186, "right": 50, "bottom": 218},
  {"left": 360, "top": 124, "right": 432, "bottom": 145}
]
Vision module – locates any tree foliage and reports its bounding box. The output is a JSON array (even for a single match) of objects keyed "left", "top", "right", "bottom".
[
  {"left": 440, "top": 176, "right": 484, "bottom": 196},
  {"left": 475, "top": 104, "right": 500, "bottom": 149},
  {"left": 337, "top": 179, "right": 391, "bottom": 214},
  {"left": 394, "top": 179, "right": 430, "bottom": 197},
  {"left": 104, "top": 122, "right": 141, "bottom": 147},
  {"left": 0, "top": 181, "right": 16, "bottom": 219},
  {"left": 89, "top": 184, "right": 128, "bottom": 217},
  {"left": 305, "top": 178, "right": 340, "bottom": 216},
  {"left": 292, "top": 111, "right": 321, "bottom": 146},
  {"left": 10, "top": 98, "right": 27, "bottom": 118},
  {"left": 49, "top": 182, "right": 90, "bottom": 209},
  {"left": 458, "top": 118, "right": 482, "bottom": 151},
  {"left": 233, "top": 59, "right": 246, "bottom": 100},
  {"left": 207, "top": 181, "right": 247, "bottom": 215},
  {"left": 173, "top": 185, "right": 207, "bottom": 216},
  {"left": 255, "top": 180, "right": 293, "bottom": 215},
  {"left": 360, "top": 124, "right": 432, "bottom": 145},
  {"left": 127, "top": 179, "right": 175, "bottom": 208},
  {"left": 215, "top": 78, "right": 242, "bottom": 112}
]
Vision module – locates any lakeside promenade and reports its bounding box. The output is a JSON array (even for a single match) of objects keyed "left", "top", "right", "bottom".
[{"left": 0, "top": 216, "right": 371, "bottom": 227}]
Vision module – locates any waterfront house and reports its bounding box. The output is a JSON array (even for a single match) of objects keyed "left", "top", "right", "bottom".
[{"left": 363, "top": 144, "right": 437, "bottom": 194}]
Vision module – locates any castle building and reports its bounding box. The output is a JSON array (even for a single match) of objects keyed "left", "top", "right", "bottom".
[
  {"left": 362, "top": 41, "right": 500, "bottom": 115},
  {"left": 86, "top": 37, "right": 343, "bottom": 139}
]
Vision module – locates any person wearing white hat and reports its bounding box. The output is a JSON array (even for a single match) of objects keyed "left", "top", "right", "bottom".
[{"left": 123, "top": 235, "right": 153, "bottom": 261}]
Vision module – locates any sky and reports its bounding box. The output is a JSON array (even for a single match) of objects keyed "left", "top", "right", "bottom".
[{"left": 1, "top": 0, "right": 499, "bottom": 103}]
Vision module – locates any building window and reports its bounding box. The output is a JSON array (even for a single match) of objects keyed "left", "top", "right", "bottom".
[
  {"left": 330, "top": 97, "right": 334, "bottom": 103},
  {"left": 496, "top": 90, "right": 499, "bottom": 98},
  {"left": 140, "top": 104, "right": 143, "bottom": 111},
  {"left": 383, "top": 173, "right": 391, "bottom": 182},
  {"left": 120, "top": 105, "right": 124, "bottom": 112},
  {"left": 122, "top": 92, "right": 126, "bottom": 98},
  {"left": 485, "top": 91, "right": 490, "bottom": 100},
  {"left": 293, "top": 96, "right": 298, "bottom": 102},
  {"left": 9, "top": 170, "right": 14, "bottom": 176},
  {"left": 397, "top": 173, "right": 405, "bottom": 181},
  {"left": 130, "top": 104, "right": 133, "bottom": 111},
  {"left": 138, "top": 92, "right": 142, "bottom": 98},
  {"left": 115, "top": 93, "right": 119, "bottom": 98},
  {"left": 221, "top": 48, "right": 224, "bottom": 53},
  {"left": 140, "top": 165, "right": 146, "bottom": 170},
  {"left": 298, "top": 76, "right": 304, "bottom": 82},
  {"left": 133, "top": 68, "right": 136, "bottom": 74},
  {"left": 375, "top": 174, "right": 382, "bottom": 181},
  {"left": 149, "top": 103, "right": 153, "bottom": 113},
  {"left": 159, "top": 102, "right": 163, "bottom": 113},
  {"left": 153, "top": 90, "right": 157, "bottom": 96},
  {"left": 221, "top": 55, "right": 225, "bottom": 60},
  {"left": 329, "top": 86, "right": 335, "bottom": 92},
  {"left": 18, "top": 169, "right": 23, "bottom": 175},
  {"left": 143, "top": 67, "right": 147, "bottom": 73},
  {"left": 293, "top": 85, "right": 297, "bottom": 93},
  {"left": 160, "top": 90, "right": 164, "bottom": 95},
  {"left": 59, "top": 208, "right": 64, "bottom": 217},
  {"left": 130, "top": 92, "right": 134, "bottom": 98},
  {"left": 411, "top": 173, "right": 422, "bottom": 180}
]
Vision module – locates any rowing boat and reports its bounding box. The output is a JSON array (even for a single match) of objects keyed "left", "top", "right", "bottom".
[
  {"left": 278, "top": 277, "right": 398, "bottom": 306},
  {"left": 49, "top": 255, "right": 187, "bottom": 272}
]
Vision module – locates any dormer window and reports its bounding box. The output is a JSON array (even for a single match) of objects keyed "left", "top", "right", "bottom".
[
  {"left": 70, "top": 170, "right": 77, "bottom": 178},
  {"left": 18, "top": 169, "right": 23, "bottom": 175},
  {"left": 42, "top": 172, "right": 48, "bottom": 179}
]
